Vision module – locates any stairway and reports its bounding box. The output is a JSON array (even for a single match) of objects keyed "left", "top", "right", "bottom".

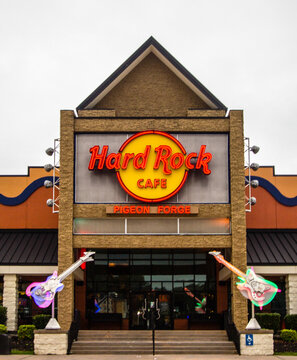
[
  {"left": 71, "top": 330, "right": 237, "bottom": 355},
  {"left": 71, "top": 330, "right": 152, "bottom": 354},
  {"left": 155, "top": 330, "right": 237, "bottom": 354}
]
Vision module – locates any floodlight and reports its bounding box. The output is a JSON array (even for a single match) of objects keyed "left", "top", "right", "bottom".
[
  {"left": 251, "top": 180, "right": 259, "bottom": 188},
  {"left": 250, "top": 197, "right": 256, "bottom": 205},
  {"left": 250, "top": 145, "right": 260, "bottom": 154},
  {"left": 250, "top": 163, "right": 259, "bottom": 171},
  {"left": 44, "top": 164, "right": 54, "bottom": 172},
  {"left": 45, "top": 147, "right": 54, "bottom": 156},
  {"left": 46, "top": 199, "right": 54, "bottom": 207},
  {"left": 44, "top": 180, "right": 53, "bottom": 188}
]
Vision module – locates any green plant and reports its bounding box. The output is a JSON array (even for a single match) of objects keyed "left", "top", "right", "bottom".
[
  {"left": 0, "top": 324, "right": 7, "bottom": 334},
  {"left": 32, "top": 314, "right": 51, "bottom": 329},
  {"left": 285, "top": 315, "right": 297, "bottom": 331},
  {"left": 280, "top": 329, "right": 297, "bottom": 342},
  {"left": 0, "top": 306, "right": 7, "bottom": 325},
  {"left": 17, "top": 325, "right": 35, "bottom": 341},
  {"left": 255, "top": 312, "right": 281, "bottom": 333}
]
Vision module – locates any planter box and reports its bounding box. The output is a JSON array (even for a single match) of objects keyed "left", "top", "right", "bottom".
[{"left": 0, "top": 334, "right": 10, "bottom": 355}]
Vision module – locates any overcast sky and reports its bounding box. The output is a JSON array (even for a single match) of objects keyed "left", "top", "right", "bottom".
[{"left": 0, "top": 0, "right": 296, "bottom": 175}]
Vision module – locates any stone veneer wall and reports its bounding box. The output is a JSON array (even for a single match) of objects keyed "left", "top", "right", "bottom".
[
  {"left": 34, "top": 330, "right": 68, "bottom": 355},
  {"left": 286, "top": 274, "right": 297, "bottom": 314},
  {"left": 3, "top": 274, "right": 18, "bottom": 331},
  {"left": 240, "top": 331, "right": 274, "bottom": 356}
]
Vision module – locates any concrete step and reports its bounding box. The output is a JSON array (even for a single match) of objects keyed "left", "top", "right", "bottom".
[{"left": 71, "top": 329, "right": 237, "bottom": 355}]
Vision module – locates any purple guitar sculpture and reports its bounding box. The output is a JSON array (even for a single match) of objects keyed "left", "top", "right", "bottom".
[{"left": 26, "top": 251, "right": 95, "bottom": 308}]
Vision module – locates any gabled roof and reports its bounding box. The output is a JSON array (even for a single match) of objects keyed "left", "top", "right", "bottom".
[{"left": 77, "top": 36, "right": 227, "bottom": 111}]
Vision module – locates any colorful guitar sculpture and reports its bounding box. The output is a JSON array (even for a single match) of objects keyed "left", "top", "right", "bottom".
[
  {"left": 184, "top": 287, "right": 207, "bottom": 313},
  {"left": 209, "top": 251, "right": 280, "bottom": 309},
  {"left": 26, "top": 251, "right": 95, "bottom": 308}
]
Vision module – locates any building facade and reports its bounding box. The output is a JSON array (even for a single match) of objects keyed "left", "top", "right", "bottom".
[{"left": 0, "top": 38, "right": 296, "bottom": 333}]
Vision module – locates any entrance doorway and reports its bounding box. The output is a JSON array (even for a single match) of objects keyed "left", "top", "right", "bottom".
[{"left": 130, "top": 292, "right": 172, "bottom": 330}]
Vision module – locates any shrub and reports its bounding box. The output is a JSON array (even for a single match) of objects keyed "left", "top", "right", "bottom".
[
  {"left": 255, "top": 312, "right": 281, "bottom": 333},
  {"left": 0, "top": 306, "right": 7, "bottom": 325},
  {"left": 0, "top": 324, "right": 7, "bottom": 334},
  {"left": 280, "top": 329, "right": 297, "bottom": 342},
  {"left": 32, "top": 314, "right": 51, "bottom": 329},
  {"left": 284, "top": 314, "right": 297, "bottom": 331},
  {"left": 18, "top": 325, "right": 35, "bottom": 341}
]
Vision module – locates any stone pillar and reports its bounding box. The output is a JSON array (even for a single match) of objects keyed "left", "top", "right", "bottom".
[
  {"left": 240, "top": 330, "right": 273, "bottom": 356},
  {"left": 3, "top": 274, "right": 18, "bottom": 331},
  {"left": 58, "top": 110, "right": 75, "bottom": 330},
  {"left": 34, "top": 330, "right": 68, "bottom": 355},
  {"left": 229, "top": 110, "right": 248, "bottom": 330},
  {"left": 286, "top": 274, "right": 297, "bottom": 314}
]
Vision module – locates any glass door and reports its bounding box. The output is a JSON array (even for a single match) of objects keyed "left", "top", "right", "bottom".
[{"left": 130, "top": 292, "right": 172, "bottom": 330}]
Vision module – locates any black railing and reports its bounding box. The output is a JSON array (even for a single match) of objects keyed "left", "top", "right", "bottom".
[
  {"left": 67, "top": 309, "right": 80, "bottom": 354},
  {"left": 224, "top": 310, "right": 240, "bottom": 354}
]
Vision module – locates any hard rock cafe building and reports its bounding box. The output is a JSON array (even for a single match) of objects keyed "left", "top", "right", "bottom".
[{"left": 0, "top": 37, "right": 296, "bottom": 334}]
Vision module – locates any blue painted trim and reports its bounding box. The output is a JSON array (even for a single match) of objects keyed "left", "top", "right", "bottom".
[
  {"left": 0, "top": 177, "right": 59, "bottom": 206},
  {"left": 250, "top": 176, "right": 297, "bottom": 207}
]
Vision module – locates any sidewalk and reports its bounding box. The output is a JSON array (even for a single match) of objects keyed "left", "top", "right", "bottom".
[{"left": 1, "top": 355, "right": 297, "bottom": 360}]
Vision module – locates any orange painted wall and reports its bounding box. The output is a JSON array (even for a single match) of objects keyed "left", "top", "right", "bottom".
[
  {"left": 246, "top": 167, "right": 297, "bottom": 229},
  {"left": 0, "top": 167, "right": 58, "bottom": 229}
]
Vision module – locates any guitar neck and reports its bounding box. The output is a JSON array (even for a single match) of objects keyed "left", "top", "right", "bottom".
[
  {"left": 216, "top": 255, "right": 246, "bottom": 279},
  {"left": 57, "top": 258, "right": 84, "bottom": 282}
]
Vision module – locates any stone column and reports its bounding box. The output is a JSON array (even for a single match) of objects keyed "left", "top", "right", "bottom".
[
  {"left": 3, "top": 274, "right": 18, "bottom": 331},
  {"left": 58, "top": 110, "right": 75, "bottom": 330},
  {"left": 286, "top": 274, "right": 297, "bottom": 314},
  {"left": 229, "top": 110, "right": 248, "bottom": 330}
]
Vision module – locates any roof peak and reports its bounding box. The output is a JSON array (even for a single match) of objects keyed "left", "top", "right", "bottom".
[{"left": 77, "top": 37, "right": 227, "bottom": 111}]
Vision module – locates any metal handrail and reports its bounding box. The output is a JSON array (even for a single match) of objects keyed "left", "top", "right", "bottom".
[
  {"left": 224, "top": 310, "right": 240, "bottom": 354},
  {"left": 67, "top": 309, "right": 80, "bottom": 354}
]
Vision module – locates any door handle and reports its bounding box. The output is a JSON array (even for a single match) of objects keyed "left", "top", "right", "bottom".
[{"left": 155, "top": 299, "right": 161, "bottom": 320}]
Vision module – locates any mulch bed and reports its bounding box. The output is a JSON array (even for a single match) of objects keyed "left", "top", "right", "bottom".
[
  {"left": 9, "top": 334, "right": 34, "bottom": 351},
  {"left": 274, "top": 338, "right": 297, "bottom": 353}
]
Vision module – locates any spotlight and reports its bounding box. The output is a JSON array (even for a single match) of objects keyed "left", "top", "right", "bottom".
[
  {"left": 250, "top": 163, "right": 259, "bottom": 171},
  {"left": 251, "top": 180, "right": 259, "bottom": 188},
  {"left": 45, "top": 147, "right": 54, "bottom": 156},
  {"left": 46, "top": 199, "right": 54, "bottom": 207},
  {"left": 250, "top": 197, "right": 256, "bottom": 205},
  {"left": 44, "top": 180, "right": 53, "bottom": 188},
  {"left": 250, "top": 145, "right": 260, "bottom": 154},
  {"left": 44, "top": 164, "right": 54, "bottom": 172}
]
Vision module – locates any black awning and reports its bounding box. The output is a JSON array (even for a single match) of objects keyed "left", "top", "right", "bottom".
[
  {"left": 0, "top": 230, "right": 57, "bottom": 265},
  {"left": 247, "top": 230, "right": 297, "bottom": 266}
]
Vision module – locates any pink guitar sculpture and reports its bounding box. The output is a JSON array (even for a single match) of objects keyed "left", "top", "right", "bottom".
[
  {"left": 209, "top": 251, "right": 281, "bottom": 309},
  {"left": 26, "top": 251, "right": 95, "bottom": 308}
]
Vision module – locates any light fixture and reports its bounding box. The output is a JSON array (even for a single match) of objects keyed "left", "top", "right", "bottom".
[
  {"left": 44, "top": 164, "right": 54, "bottom": 172},
  {"left": 250, "top": 163, "right": 259, "bottom": 171},
  {"left": 251, "top": 180, "right": 259, "bottom": 188},
  {"left": 250, "top": 145, "right": 260, "bottom": 154},
  {"left": 250, "top": 197, "right": 256, "bottom": 205},
  {"left": 46, "top": 199, "right": 54, "bottom": 207},
  {"left": 45, "top": 147, "right": 54, "bottom": 156},
  {"left": 44, "top": 180, "right": 53, "bottom": 188}
]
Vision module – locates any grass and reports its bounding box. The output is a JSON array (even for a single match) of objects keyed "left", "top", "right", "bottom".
[
  {"left": 275, "top": 352, "right": 297, "bottom": 356},
  {"left": 11, "top": 349, "right": 34, "bottom": 355}
]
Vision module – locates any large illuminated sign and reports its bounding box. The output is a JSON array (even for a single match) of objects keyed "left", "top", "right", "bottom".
[{"left": 88, "top": 131, "right": 212, "bottom": 203}]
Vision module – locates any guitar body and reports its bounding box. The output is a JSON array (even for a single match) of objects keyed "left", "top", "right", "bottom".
[
  {"left": 236, "top": 268, "right": 278, "bottom": 308},
  {"left": 26, "top": 271, "right": 64, "bottom": 308},
  {"left": 209, "top": 251, "right": 280, "bottom": 308}
]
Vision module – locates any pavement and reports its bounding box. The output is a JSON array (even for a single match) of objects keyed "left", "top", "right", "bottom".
[{"left": 0, "top": 355, "right": 297, "bottom": 360}]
